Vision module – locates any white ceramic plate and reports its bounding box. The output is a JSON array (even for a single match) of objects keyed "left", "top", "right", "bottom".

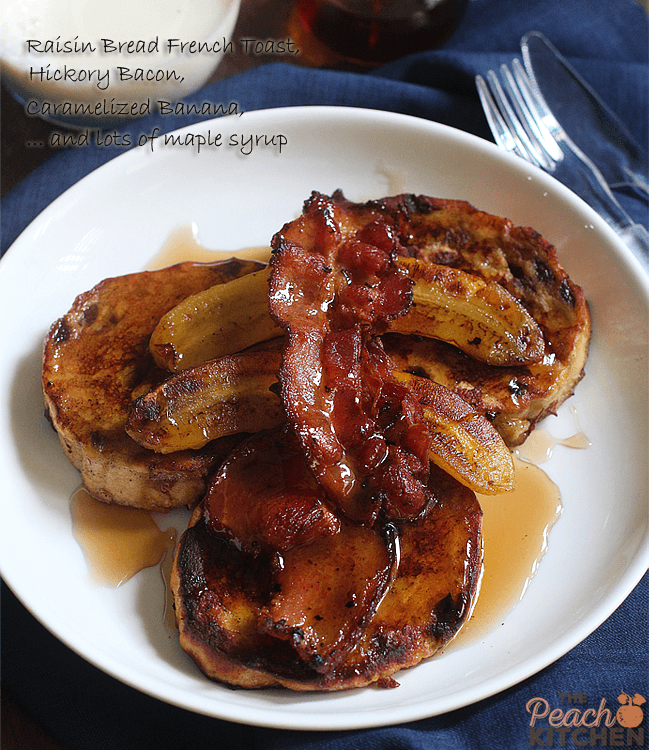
[{"left": 1, "top": 107, "right": 647, "bottom": 731}]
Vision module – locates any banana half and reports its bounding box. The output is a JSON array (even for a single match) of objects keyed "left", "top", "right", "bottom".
[{"left": 149, "top": 259, "right": 544, "bottom": 373}]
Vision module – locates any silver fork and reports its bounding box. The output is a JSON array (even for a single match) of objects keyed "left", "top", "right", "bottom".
[{"left": 476, "top": 61, "right": 649, "bottom": 274}]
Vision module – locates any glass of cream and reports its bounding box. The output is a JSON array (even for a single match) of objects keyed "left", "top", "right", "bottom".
[{"left": 0, "top": 0, "right": 241, "bottom": 127}]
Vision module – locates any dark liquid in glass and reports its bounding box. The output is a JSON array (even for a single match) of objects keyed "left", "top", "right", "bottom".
[{"left": 296, "top": 0, "right": 468, "bottom": 66}]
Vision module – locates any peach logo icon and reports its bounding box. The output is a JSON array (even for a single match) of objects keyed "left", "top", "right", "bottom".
[{"left": 616, "top": 692, "right": 646, "bottom": 728}]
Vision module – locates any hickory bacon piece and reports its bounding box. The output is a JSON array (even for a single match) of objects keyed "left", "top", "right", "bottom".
[
  {"left": 202, "top": 426, "right": 339, "bottom": 555},
  {"left": 260, "top": 519, "right": 396, "bottom": 673},
  {"left": 329, "top": 191, "right": 591, "bottom": 446},
  {"left": 171, "top": 460, "right": 482, "bottom": 691},
  {"left": 269, "top": 192, "right": 431, "bottom": 523},
  {"left": 198, "top": 426, "right": 396, "bottom": 676}
]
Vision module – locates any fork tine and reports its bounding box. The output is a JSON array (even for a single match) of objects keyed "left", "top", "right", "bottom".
[
  {"left": 477, "top": 71, "right": 542, "bottom": 167},
  {"left": 477, "top": 56, "right": 649, "bottom": 269},
  {"left": 481, "top": 69, "right": 549, "bottom": 170},
  {"left": 510, "top": 58, "right": 615, "bottom": 184},
  {"left": 509, "top": 59, "right": 563, "bottom": 162},
  {"left": 475, "top": 74, "right": 528, "bottom": 160},
  {"left": 493, "top": 64, "right": 557, "bottom": 170}
]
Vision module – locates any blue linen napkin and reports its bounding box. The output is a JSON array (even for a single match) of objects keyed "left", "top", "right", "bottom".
[{"left": 2, "top": 0, "right": 647, "bottom": 748}]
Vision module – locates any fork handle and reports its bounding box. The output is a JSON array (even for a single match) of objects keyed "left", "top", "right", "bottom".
[{"left": 616, "top": 223, "right": 649, "bottom": 275}]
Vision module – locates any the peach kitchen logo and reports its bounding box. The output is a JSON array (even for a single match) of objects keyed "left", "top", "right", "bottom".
[{"left": 526, "top": 691, "right": 646, "bottom": 746}]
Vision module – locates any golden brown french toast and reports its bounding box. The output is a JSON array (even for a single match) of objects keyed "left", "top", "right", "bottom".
[
  {"left": 325, "top": 191, "right": 590, "bottom": 445},
  {"left": 42, "top": 190, "right": 590, "bottom": 693},
  {"left": 172, "top": 431, "right": 481, "bottom": 690},
  {"left": 169, "top": 192, "right": 589, "bottom": 691},
  {"left": 42, "top": 259, "right": 263, "bottom": 510}
]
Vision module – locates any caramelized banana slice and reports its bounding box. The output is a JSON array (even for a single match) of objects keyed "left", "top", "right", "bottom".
[
  {"left": 393, "top": 370, "right": 514, "bottom": 495},
  {"left": 126, "top": 349, "right": 284, "bottom": 453},
  {"left": 150, "top": 267, "right": 282, "bottom": 372},
  {"left": 152, "top": 258, "right": 544, "bottom": 373},
  {"left": 391, "top": 257, "right": 545, "bottom": 366},
  {"left": 130, "top": 344, "right": 513, "bottom": 494}
]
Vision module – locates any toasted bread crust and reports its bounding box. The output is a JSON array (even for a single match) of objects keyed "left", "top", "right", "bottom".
[
  {"left": 42, "top": 259, "right": 263, "bottom": 510},
  {"left": 327, "top": 192, "right": 590, "bottom": 445},
  {"left": 172, "top": 462, "right": 482, "bottom": 690}
]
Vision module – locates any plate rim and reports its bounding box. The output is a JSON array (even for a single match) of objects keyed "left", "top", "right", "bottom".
[{"left": 1, "top": 105, "right": 648, "bottom": 731}]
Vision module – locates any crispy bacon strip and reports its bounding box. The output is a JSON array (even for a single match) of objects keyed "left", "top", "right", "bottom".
[
  {"left": 260, "top": 517, "right": 397, "bottom": 674},
  {"left": 203, "top": 427, "right": 339, "bottom": 555},
  {"left": 269, "top": 192, "right": 433, "bottom": 523},
  {"left": 201, "top": 424, "right": 397, "bottom": 673}
]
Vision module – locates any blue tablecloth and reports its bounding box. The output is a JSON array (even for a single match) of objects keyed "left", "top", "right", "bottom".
[{"left": 2, "top": 0, "right": 647, "bottom": 747}]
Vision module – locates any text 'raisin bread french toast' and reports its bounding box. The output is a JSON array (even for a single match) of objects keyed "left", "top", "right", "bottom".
[{"left": 42, "top": 259, "right": 263, "bottom": 510}]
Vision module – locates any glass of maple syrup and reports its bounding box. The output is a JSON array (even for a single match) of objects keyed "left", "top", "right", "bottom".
[{"left": 290, "top": 0, "right": 468, "bottom": 69}]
